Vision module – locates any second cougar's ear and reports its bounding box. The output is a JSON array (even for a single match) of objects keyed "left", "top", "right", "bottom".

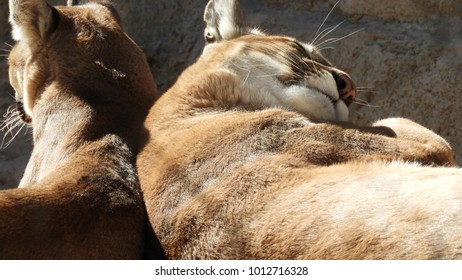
[
  {"left": 67, "top": 0, "right": 79, "bottom": 6},
  {"left": 9, "top": 0, "right": 59, "bottom": 43},
  {"left": 203, "top": 0, "right": 247, "bottom": 44}
]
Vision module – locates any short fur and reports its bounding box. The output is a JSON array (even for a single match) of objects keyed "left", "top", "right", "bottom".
[
  {"left": 137, "top": 0, "right": 461, "bottom": 259},
  {"left": 1, "top": 0, "right": 159, "bottom": 259}
]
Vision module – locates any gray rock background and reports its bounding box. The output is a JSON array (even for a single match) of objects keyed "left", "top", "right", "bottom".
[{"left": 1, "top": 0, "right": 461, "bottom": 189}]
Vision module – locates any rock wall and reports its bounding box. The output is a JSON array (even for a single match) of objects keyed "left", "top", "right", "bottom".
[{"left": 1, "top": 0, "right": 461, "bottom": 188}]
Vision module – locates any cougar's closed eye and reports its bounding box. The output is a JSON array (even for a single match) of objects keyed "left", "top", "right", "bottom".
[
  {"left": 278, "top": 74, "right": 300, "bottom": 86},
  {"left": 293, "top": 41, "right": 311, "bottom": 59}
]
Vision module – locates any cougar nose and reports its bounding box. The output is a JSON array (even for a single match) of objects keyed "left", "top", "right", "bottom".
[{"left": 332, "top": 71, "right": 356, "bottom": 107}]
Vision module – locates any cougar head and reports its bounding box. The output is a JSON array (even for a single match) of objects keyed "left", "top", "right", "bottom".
[
  {"left": 7, "top": 0, "right": 157, "bottom": 125},
  {"left": 202, "top": 0, "right": 356, "bottom": 122}
]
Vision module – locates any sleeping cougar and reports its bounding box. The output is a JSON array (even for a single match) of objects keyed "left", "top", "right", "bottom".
[{"left": 137, "top": 0, "right": 461, "bottom": 259}]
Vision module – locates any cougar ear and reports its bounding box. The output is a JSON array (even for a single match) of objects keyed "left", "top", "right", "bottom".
[
  {"left": 203, "top": 0, "right": 247, "bottom": 44},
  {"left": 67, "top": 0, "right": 79, "bottom": 6},
  {"left": 9, "top": 0, "right": 58, "bottom": 43}
]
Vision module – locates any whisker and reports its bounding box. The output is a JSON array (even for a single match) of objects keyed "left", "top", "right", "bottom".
[
  {"left": 255, "top": 73, "right": 282, "bottom": 78},
  {"left": 0, "top": 104, "right": 28, "bottom": 149},
  {"left": 352, "top": 96, "right": 383, "bottom": 108},
  {"left": 357, "top": 90, "right": 378, "bottom": 94},
  {"left": 231, "top": 62, "right": 250, "bottom": 84},
  {"left": 353, "top": 100, "right": 383, "bottom": 108},
  {"left": 312, "top": 0, "right": 343, "bottom": 45},
  {"left": 312, "top": 21, "right": 345, "bottom": 48},
  {"left": 356, "top": 87, "right": 377, "bottom": 91},
  {"left": 4, "top": 42, "right": 13, "bottom": 48},
  {"left": 1, "top": 123, "right": 26, "bottom": 149},
  {"left": 4, "top": 120, "right": 23, "bottom": 137},
  {"left": 316, "top": 46, "right": 336, "bottom": 53},
  {"left": 317, "top": 28, "right": 365, "bottom": 48},
  {"left": 354, "top": 97, "right": 368, "bottom": 102},
  {"left": 1, "top": 107, "right": 17, "bottom": 129},
  {"left": 356, "top": 86, "right": 378, "bottom": 94}
]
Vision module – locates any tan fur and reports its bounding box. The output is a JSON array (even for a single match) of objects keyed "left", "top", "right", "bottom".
[
  {"left": 1, "top": 0, "right": 160, "bottom": 259},
  {"left": 137, "top": 0, "right": 461, "bottom": 259}
]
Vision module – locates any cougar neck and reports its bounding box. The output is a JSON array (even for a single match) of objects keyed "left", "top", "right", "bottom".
[{"left": 18, "top": 89, "right": 93, "bottom": 188}]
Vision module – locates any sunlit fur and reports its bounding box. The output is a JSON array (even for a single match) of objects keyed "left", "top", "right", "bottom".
[
  {"left": 1, "top": 0, "right": 159, "bottom": 259},
  {"left": 137, "top": 0, "right": 462, "bottom": 259}
]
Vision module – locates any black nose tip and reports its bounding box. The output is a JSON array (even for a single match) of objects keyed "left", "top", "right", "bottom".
[{"left": 331, "top": 71, "right": 356, "bottom": 106}]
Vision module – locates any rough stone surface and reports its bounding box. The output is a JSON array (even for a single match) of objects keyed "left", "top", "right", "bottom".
[{"left": 1, "top": 0, "right": 461, "bottom": 189}]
